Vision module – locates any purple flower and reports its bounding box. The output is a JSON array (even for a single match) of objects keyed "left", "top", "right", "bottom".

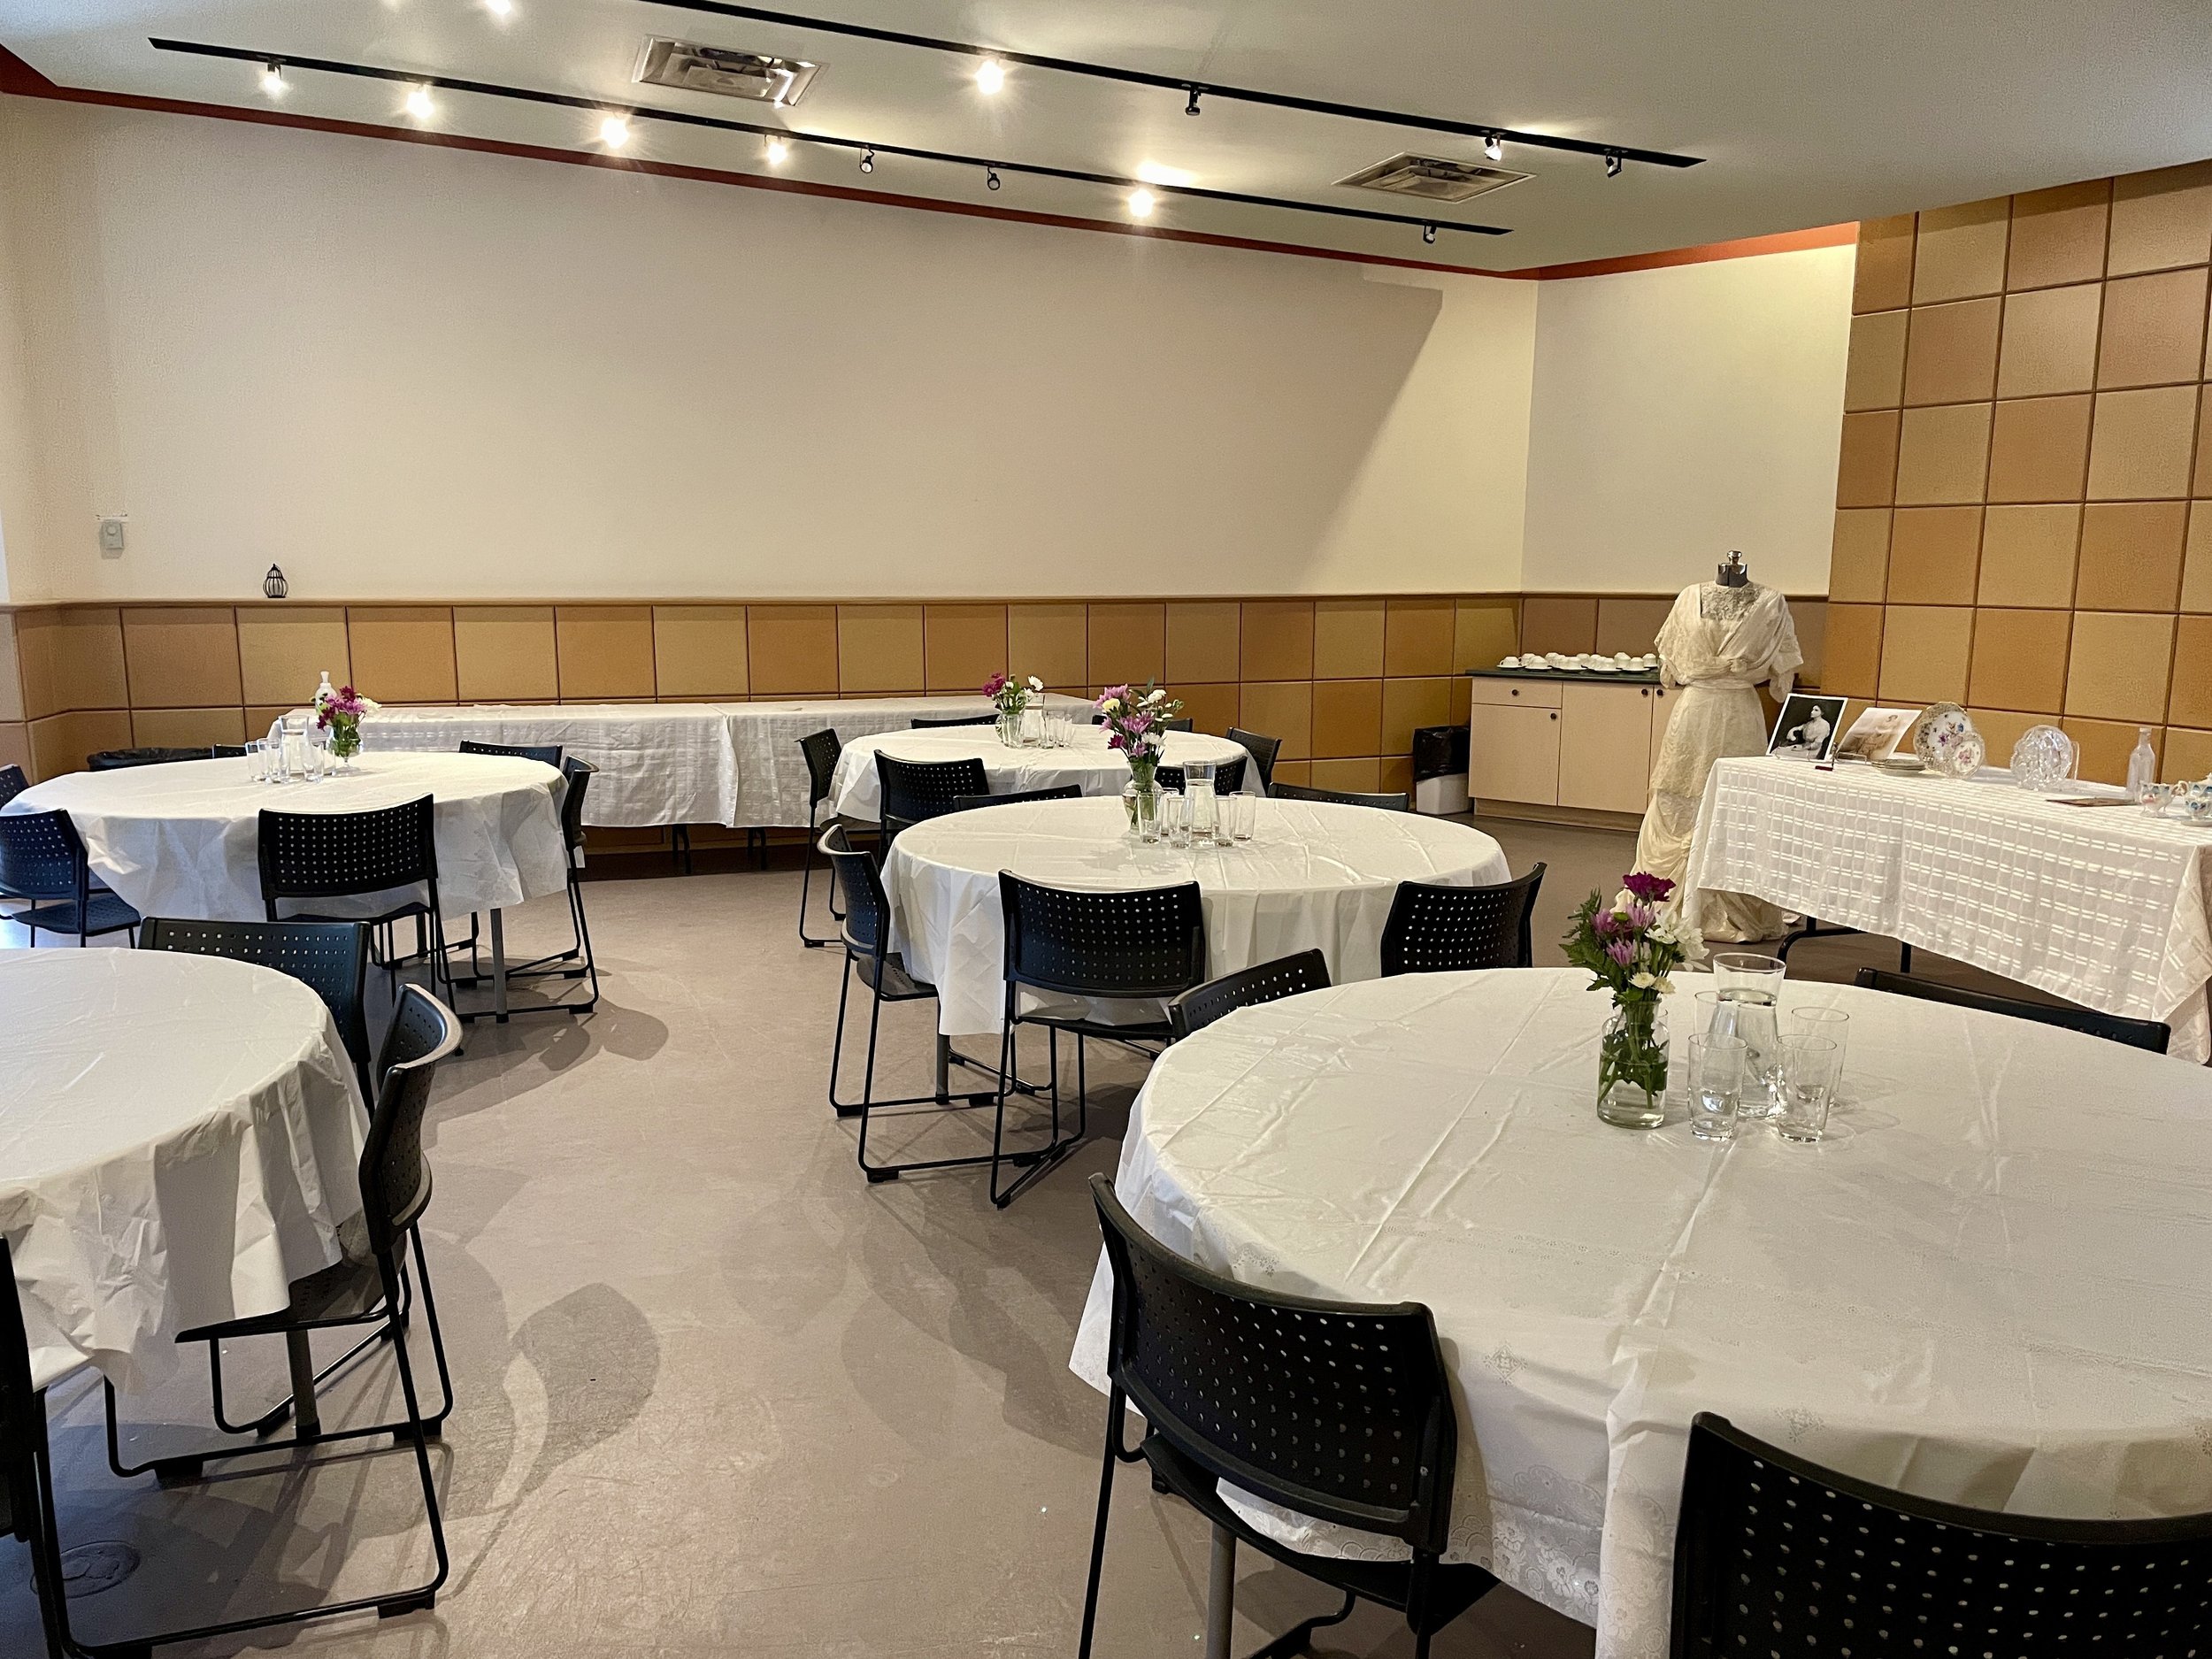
[
  {"left": 983, "top": 672, "right": 1010, "bottom": 697},
  {"left": 1625, "top": 902, "right": 1655, "bottom": 931},
  {"left": 1605, "top": 939, "right": 1636, "bottom": 967},
  {"left": 1623, "top": 871, "right": 1675, "bottom": 905},
  {"left": 1593, "top": 909, "right": 1619, "bottom": 937}
]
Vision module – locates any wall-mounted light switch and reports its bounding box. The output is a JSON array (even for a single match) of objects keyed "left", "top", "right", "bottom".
[{"left": 97, "top": 517, "right": 127, "bottom": 555}]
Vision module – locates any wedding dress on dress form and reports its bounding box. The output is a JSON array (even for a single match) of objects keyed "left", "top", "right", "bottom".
[{"left": 1632, "top": 581, "right": 1802, "bottom": 942}]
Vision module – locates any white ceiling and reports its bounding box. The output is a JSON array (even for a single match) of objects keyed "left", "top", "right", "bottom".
[{"left": 4, "top": 0, "right": 2210, "bottom": 270}]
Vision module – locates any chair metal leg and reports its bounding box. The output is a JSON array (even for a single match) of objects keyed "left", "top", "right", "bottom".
[
  {"left": 799, "top": 806, "right": 832, "bottom": 948},
  {"left": 989, "top": 1015, "right": 1087, "bottom": 1210},
  {"left": 1204, "top": 1524, "right": 1236, "bottom": 1659},
  {"left": 1076, "top": 1396, "right": 1123, "bottom": 1659},
  {"left": 1247, "top": 1589, "right": 1358, "bottom": 1659}
]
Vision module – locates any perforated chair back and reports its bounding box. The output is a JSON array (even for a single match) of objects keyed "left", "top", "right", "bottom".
[
  {"left": 820, "top": 824, "right": 890, "bottom": 959},
  {"left": 949, "top": 784, "right": 1082, "bottom": 812},
  {"left": 1089, "top": 1175, "right": 1455, "bottom": 1552},
  {"left": 0, "top": 810, "right": 88, "bottom": 902},
  {"left": 258, "top": 796, "right": 438, "bottom": 907},
  {"left": 558, "top": 757, "right": 595, "bottom": 857},
  {"left": 0, "top": 764, "right": 28, "bottom": 810},
  {"left": 458, "top": 739, "right": 563, "bottom": 767},
  {"left": 1381, "top": 864, "right": 1547, "bottom": 975},
  {"left": 1271, "top": 781, "right": 1412, "bottom": 811},
  {"left": 999, "top": 872, "right": 1206, "bottom": 1002},
  {"left": 798, "top": 729, "right": 843, "bottom": 810},
  {"left": 1157, "top": 756, "right": 1246, "bottom": 796},
  {"left": 1671, "top": 1412, "right": 2212, "bottom": 1658},
  {"left": 87, "top": 747, "right": 210, "bottom": 771},
  {"left": 1167, "top": 949, "right": 1331, "bottom": 1040},
  {"left": 877, "top": 754, "right": 989, "bottom": 827},
  {"left": 1851, "top": 968, "right": 2170, "bottom": 1054},
  {"left": 1227, "top": 728, "right": 1281, "bottom": 791},
  {"left": 910, "top": 712, "right": 996, "bottom": 728},
  {"left": 140, "top": 918, "right": 372, "bottom": 1069},
  {"left": 357, "top": 986, "right": 459, "bottom": 1256}
]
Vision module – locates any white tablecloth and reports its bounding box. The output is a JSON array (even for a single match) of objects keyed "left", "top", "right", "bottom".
[
  {"left": 885, "top": 795, "right": 1509, "bottom": 1033},
  {"left": 329, "top": 703, "right": 737, "bottom": 828},
  {"left": 829, "top": 726, "right": 1263, "bottom": 824},
  {"left": 730, "top": 695, "right": 1100, "bottom": 828},
  {"left": 1070, "top": 968, "right": 2212, "bottom": 1659},
  {"left": 7, "top": 752, "right": 570, "bottom": 923},
  {"left": 1, "top": 951, "right": 368, "bottom": 1392},
  {"left": 1683, "top": 757, "right": 2212, "bottom": 1061}
]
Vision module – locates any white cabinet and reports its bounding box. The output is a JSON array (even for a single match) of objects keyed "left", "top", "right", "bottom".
[{"left": 1468, "top": 677, "right": 1674, "bottom": 814}]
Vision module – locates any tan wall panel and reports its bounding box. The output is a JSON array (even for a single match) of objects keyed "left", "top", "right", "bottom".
[
  {"left": 1853, "top": 214, "right": 1916, "bottom": 313},
  {"left": 1902, "top": 297, "right": 2001, "bottom": 405},
  {"left": 2107, "top": 160, "right": 2212, "bottom": 277},
  {"left": 1520, "top": 595, "right": 1599, "bottom": 656},
  {"left": 1453, "top": 600, "right": 1518, "bottom": 671},
  {"left": 2185, "top": 505, "right": 2212, "bottom": 612},
  {"left": 18, "top": 607, "right": 127, "bottom": 718},
  {"left": 1967, "top": 609, "right": 2071, "bottom": 711},
  {"left": 1828, "top": 510, "right": 1892, "bottom": 603},
  {"left": 2008, "top": 181, "right": 2110, "bottom": 291},
  {"left": 1381, "top": 676, "right": 1453, "bottom": 755},
  {"left": 1978, "top": 504, "right": 2081, "bottom": 607},
  {"left": 1237, "top": 680, "right": 1312, "bottom": 761},
  {"left": 349, "top": 607, "right": 458, "bottom": 703},
  {"left": 1309, "top": 757, "right": 1384, "bottom": 792},
  {"left": 2085, "top": 385, "right": 2198, "bottom": 499},
  {"left": 1178, "top": 681, "right": 1239, "bottom": 737},
  {"left": 2062, "top": 717, "right": 2159, "bottom": 784},
  {"left": 1593, "top": 597, "right": 1673, "bottom": 657},
  {"left": 1312, "top": 600, "right": 1385, "bottom": 680},
  {"left": 28, "top": 710, "right": 133, "bottom": 781},
  {"left": 1834, "top": 411, "right": 1902, "bottom": 507},
  {"left": 2064, "top": 611, "right": 2176, "bottom": 722},
  {"left": 0, "top": 721, "right": 26, "bottom": 778},
  {"left": 1894, "top": 403, "right": 1993, "bottom": 504},
  {"left": 1087, "top": 603, "right": 1165, "bottom": 687},
  {"left": 1008, "top": 603, "right": 1087, "bottom": 688},
  {"left": 1240, "top": 602, "right": 1315, "bottom": 681},
  {"left": 133, "top": 706, "right": 247, "bottom": 748},
  {"left": 557, "top": 606, "right": 657, "bottom": 701},
  {"left": 748, "top": 604, "right": 840, "bottom": 697},
  {"left": 2168, "top": 615, "right": 2212, "bottom": 727},
  {"left": 1383, "top": 598, "right": 1455, "bottom": 677},
  {"left": 1310, "top": 679, "right": 1382, "bottom": 758},
  {"left": 1911, "top": 199, "right": 2008, "bottom": 303},
  {"left": 0, "top": 615, "right": 19, "bottom": 725},
  {"left": 1878, "top": 605, "right": 1973, "bottom": 704},
  {"left": 238, "top": 605, "right": 349, "bottom": 709},
  {"left": 454, "top": 605, "right": 557, "bottom": 702},
  {"left": 121, "top": 606, "right": 242, "bottom": 710},
  {"left": 1843, "top": 309, "right": 1908, "bottom": 411},
  {"left": 924, "top": 604, "right": 1006, "bottom": 692},
  {"left": 2164, "top": 726, "right": 2212, "bottom": 782},
  {"left": 835, "top": 605, "right": 925, "bottom": 694},
  {"left": 2077, "top": 502, "right": 2187, "bottom": 611},
  {"left": 650, "top": 605, "right": 748, "bottom": 698},
  {"left": 1164, "top": 603, "right": 1240, "bottom": 685}
]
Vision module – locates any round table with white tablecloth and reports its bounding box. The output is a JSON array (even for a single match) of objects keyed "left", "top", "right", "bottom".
[
  {"left": 884, "top": 795, "right": 1509, "bottom": 1033},
  {"left": 1070, "top": 968, "right": 2212, "bottom": 1659},
  {"left": 5, "top": 751, "right": 570, "bottom": 923},
  {"left": 826, "top": 726, "right": 1263, "bottom": 823},
  {"left": 1, "top": 950, "right": 368, "bottom": 1393}
]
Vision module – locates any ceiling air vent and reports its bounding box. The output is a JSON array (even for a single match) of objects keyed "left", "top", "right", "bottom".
[
  {"left": 634, "top": 38, "right": 822, "bottom": 105},
  {"left": 1335, "top": 153, "right": 1527, "bottom": 202}
]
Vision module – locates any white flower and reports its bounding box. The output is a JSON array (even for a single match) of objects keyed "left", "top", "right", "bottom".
[
  {"left": 1026, "top": 675, "right": 1043, "bottom": 691},
  {"left": 1100, "top": 697, "right": 1122, "bottom": 715},
  {"left": 1630, "top": 971, "right": 1658, "bottom": 989},
  {"left": 1655, "top": 978, "right": 1676, "bottom": 995}
]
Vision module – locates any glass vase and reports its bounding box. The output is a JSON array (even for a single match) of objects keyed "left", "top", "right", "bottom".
[
  {"left": 328, "top": 717, "right": 362, "bottom": 773},
  {"left": 995, "top": 709, "right": 1021, "bottom": 748},
  {"left": 1126, "top": 755, "right": 1160, "bottom": 842},
  {"left": 1597, "top": 1000, "right": 1670, "bottom": 1128}
]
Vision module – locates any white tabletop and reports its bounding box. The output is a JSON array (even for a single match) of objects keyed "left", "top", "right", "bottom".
[
  {"left": 1, "top": 950, "right": 368, "bottom": 1392},
  {"left": 884, "top": 795, "right": 1510, "bottom": 1033},
  {"left": 828, "top": 726, "right": 1262, "bottom": 823},
  {"left": 7, "top": 751, "right": 570, "bottom": 923},
  {"left": 1071, "top": 968, "right": 2212, "bottom": 1659},
  {"left": 1684, "top": 757, "right": 2212, "bottom": 1060}
]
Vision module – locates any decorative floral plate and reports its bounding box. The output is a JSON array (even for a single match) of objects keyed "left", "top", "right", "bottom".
[
  {"left": 2008, "top": 723, "right": 2077, "bottom": 791},
  {"left": 1912, "top": 703, "right": 1981, "bottom": 776}
]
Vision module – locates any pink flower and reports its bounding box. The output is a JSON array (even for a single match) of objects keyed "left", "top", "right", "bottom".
[
  {"left": 1625, "top": 902, "right": 1655, "bottom": 931},
  {"left": 1605, "top": 939, "right": 1636, "bottom": 967},
  {"left": 983, "top": 672, "right": 1010, "bottom": 696},
  {"left": 1623, "top": 871, "right": 1675, "bottom": 904},
  {"left": 1593, "top": 909, "right": 1620, "bottom": 936}
]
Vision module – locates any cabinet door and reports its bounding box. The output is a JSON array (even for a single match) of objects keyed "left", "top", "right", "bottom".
[
  {"left": 1557, "top": 685, "right": 1655, "bottom": 813},
  {"left": 1468, "top": 703, "right": 1561, "bottom": 805},
  {"left": 1647, "top": 686, "right": 1678, "bottom": 803}
]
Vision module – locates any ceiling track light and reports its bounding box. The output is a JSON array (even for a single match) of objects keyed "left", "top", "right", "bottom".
[
  {"left": 638, "top": 1, "right": 1703, "bottom": 169},
  {"left": 486, "top": 0, "right": 515, "bottom": 14},
  {"left": 764, "top": 133, "right": 790, "bottom": 165},
  {"left": 985, "top": 165, "right": 1001, "bottom": 191},
  {"left": 1127, "top": 188, "right": 1156, "bottom": 219},
  {"left": 1423, "top": 223, "right": 1436, "bottom": 244},
  {"left": 1605, "top": 150, "right": 1624, "bottom": 178},
  {"left": 974, "top": 58, "right": 1004, "bottom": 95},
  {"left": 258, "top": 59, "right": 284, "bottom": 97},
  {"left": 403, "top": 83, "right": 434, "bottom": 119},
  {"left": 599, "top": 112, "right": 633, "bottom": 147},
  {"left": 1483, "top": 131, "right": 1503, "bottom": 162},
  {"left": 157, "top": 38, "right": 1510, "bottom": 242}
]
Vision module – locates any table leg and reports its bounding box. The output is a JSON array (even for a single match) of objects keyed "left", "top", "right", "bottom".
[
  {"left": 491, "top": 909, "right": 510, "bottom": 1024},
  {"left": 285, "top": 1330, "right": 322, "bottom": 1438},
  {"left": 935, "top": 1033, "right": 951, "bottom": 1102},
  {"left": 1205, "top": 1523, "right": 1235, "bottom": 1659}
]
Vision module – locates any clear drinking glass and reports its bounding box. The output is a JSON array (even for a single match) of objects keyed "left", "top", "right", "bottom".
[
  {"left": 1158, "top": 789, "right": 1188, "bottom": 848},
  {"left": 1789, "top": 1006, "right": 1849, "bottom": 1079},
  {"left": 1230, "top": 792, "right": 1255, "bottom": 841},
  {"left": 300, "top": 731, "right": 325, "bottom": 781},
  {"left": 243, "top": 739, "right": 264, "bottom": 782},
  {"left": 1687, "top": 1033, "right": 1747, "bottom": 1142},
  {"left": 1775, "top": 1036, "right": 1841, "bottom": 1142}
]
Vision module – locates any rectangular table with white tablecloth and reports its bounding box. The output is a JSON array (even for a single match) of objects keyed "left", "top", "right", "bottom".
[{"left": 1683, "top": 756, "right": 2212, "bottom": 1060}]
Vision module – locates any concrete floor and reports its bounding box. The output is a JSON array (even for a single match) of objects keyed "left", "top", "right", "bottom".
[{"left": 0, "top": 815, "right": 2026, "bottom": 1658}]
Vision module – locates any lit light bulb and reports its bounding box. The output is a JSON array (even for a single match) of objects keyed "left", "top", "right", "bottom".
[
  {"left": 1127, "top": 188, "right": 1156, "bottom": 219},
  {"left": 259, "top": 62, "right": 285, "bottom": 98},
  {"left": 974, "top": 58, "right": 1005, "bottom": 95},
  {"left": 764, "top": 134, "right": 791, "bottom": 165},
  {"left": 403, "top": 84, "right": 435, "bottom": 119},
  {"left": 486, "top": 0, "right": 514, "bottom": 13},
  {"left": 1484, "top": 132, "right": 1503, "bottom": 163},
  {"left": 599, "top": 114, "right": 631, "bottom": 148}
]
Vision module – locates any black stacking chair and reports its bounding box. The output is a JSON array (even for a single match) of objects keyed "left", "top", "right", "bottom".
[
  {"left": 992, "top": 874, "right": 1206, "bottom": 1209},
  {"left": 211, "top": 744, "right": 248, "bottom": 759},
  {"left": 0, "top": 810, "right": 139, "bottom": 945},
  {"left": 82, "top": 987, "right": 459, "bottom": 1650},
  {"left": 819, "top": 825, "right": 998, "bottom": 1183},
  {"left": 499, "top": 757, "right": 601, "bottom": 1013},
  {"left": 1079, "top": 1176, "right": 1495, "bottom": 1659},
  {"left": 457, "top": 737, "right": 563, "bottom": 767},
  {"left": 1156, "top": 755, "right": 1246, "bottom": 795},
  {"left": 1851, "top": 967, "right": 2170, "bottom": 1054},
  {"left": 86, "top": 746, "right": 213, "bottom": 770},
  {"left": 1671, "top": 1412, "right": 2212, "bottom": 1657},
  {"left": 1271, "top": 780, "right": 1412, "bottom": 811},
  {"left": 1381, "top": 864, "right": 1548, "bottom": 975},
  {"left": 1166, "top": 949, "right": 1331, "bottom": 1040},
  {"left": 877, "top": 752, "right": 989, "bottom": 846},
  {"left": 910, "top": 711, "right": 997, "bottom": 728},
  {"left": 258, "top": 796, "right": 450, "bottom": 1003},
  {"left": 1227, "top": 727, "right": 1281, "bottom": 793},
  {"left": 141, "top": 918, "right": 373, "bottom": 1098},
  {"left": 797, "top": 728, "right": 846, "bottom": 947},
  {"left": 0, "top": 763, "right": 25, "bottom": 808},
  {"left": 949, "top": 784, "right": 1082, "bottom": 812}
]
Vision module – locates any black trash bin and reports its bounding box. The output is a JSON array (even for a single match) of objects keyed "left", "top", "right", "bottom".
[
  {"left": 87, "top": 747, "right": 215, "bottom": 771},
  {"left": 1410, "top": 724, "right": 1470, "bottom": 816}
]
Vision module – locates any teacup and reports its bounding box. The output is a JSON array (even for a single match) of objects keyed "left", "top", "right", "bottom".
[{"left": 2142, "top": 781, "right": 2179, "bottom": 817}]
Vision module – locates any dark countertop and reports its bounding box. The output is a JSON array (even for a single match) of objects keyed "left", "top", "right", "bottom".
[{"left": 1466, "top": 666, "right": 1663, "bottom": 686}]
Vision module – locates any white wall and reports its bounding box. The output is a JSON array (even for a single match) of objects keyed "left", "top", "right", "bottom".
[{"left": 1521, "top": 247, "right": 1855, "bottom": 595}]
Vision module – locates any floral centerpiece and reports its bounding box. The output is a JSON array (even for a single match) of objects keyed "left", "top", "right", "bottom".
[
  {"left": 1095, "top": 680, "right": 1184, "bottom": 834},
  {"left": 1563, "top": 872, "right": 1704, "bottom": 1127},
  {"left": 984, "top": 672, "right": 1043, "bottom": 746},
  {"left": 312, "top": 682, "right": 379, "bottom": 772}
]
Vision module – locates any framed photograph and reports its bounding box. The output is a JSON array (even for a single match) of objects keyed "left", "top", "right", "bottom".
[
  {"left": 1767, "top": 693, "right": 1848, "bottom": 762},
  {"left": 1834, "top": 706, "right": 1919, "bottom": 764}
]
